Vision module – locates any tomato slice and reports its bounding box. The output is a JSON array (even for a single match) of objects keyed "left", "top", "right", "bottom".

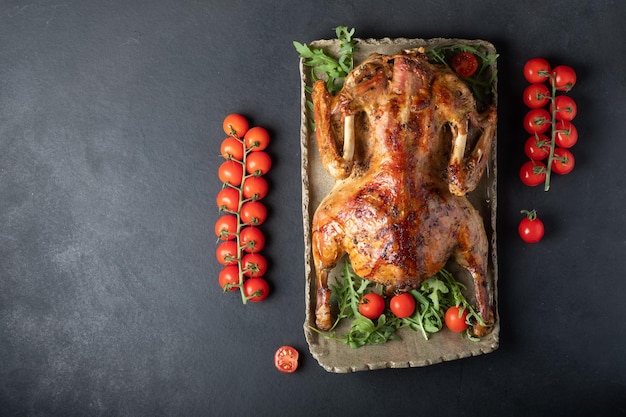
[
  {"left": 274, "top": 346, "right": 299, "bottom": 373},
  {"left": 451, "top": 52, "right": 478, "bottom": 77}
]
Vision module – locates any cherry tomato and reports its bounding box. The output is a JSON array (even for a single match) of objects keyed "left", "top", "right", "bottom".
[
  {"left": 274, "top": 345, "right": 299, "bottom": 373},
  {"left": 240, "top": 201, "right": 267, "bottom": 226},
  {"left": 242, "top": 176, "right": 269, "bottom": 200},
  {"left": 523, "top": 108, "right": 551, "bottom": 134},
  {"left": 523, "top": 83, "right": 550, "bottom": 108},
  {"left": 219, "top": 265, "right": 240, "bottom": 292},
  {"left": 390, "top": 293, "right": 416, "bottom": 319},
  {"left": 551, "top": 65, "right": 576, "bottom": 92},
  {"left": 518, "top": 210, "right": 544, "bottom": 243},
  {"left": 214, "top": 214, "right": 238, "bottom": 241},
  {"left": 551, "top": 95, "right": 577, "bottom": 121},
  {"left": 551, "top": 148, "right": 575, "bottom": 175},
  {"left": 223, "top": 113, "right": 249, "bottom": 138},
  {"left": 451, "top": 52, "right": 478, "bottom": 77},
  {"left": 523, "top": 58, "right": 551, "bottom": 83},
  {"left": 444, "top": 306, "right": 469, "bottom": 333},
  {"left": 554, "top": 120, "right": 578, "bottom": 148},
  {"left": 519, "top": 160, "right": 547, "bottom": 186},
  {"left": 243, "top": 126, "right": 270, "bottom": 151},
  {"left": 239, "top": 226, "right": 265, "bottom": 253},
  {"left": 216, "top": 240, "right": 238, "bottom": 266},
  {"left": 241, "top": 253, "right": 267, "bottom": 277},
  {"left": 216, "top": 187, "right": 240, "bottom": 212},
  {"left": 246, "top": 151, "right": 272, "bottom": 176},
  {"left": 358, "top": 293, "right": 385, "bottom": 320},
  {"left": 524, "top": 134, "right": 550, "bottom": 161},
  {"left": 218, "top": 160, "right": 244, "bottom": 186},
  {"left": 243, "top": 277, "right": 270, "bottom": 302},
  {"left": 220, "top": 137, "right": 244, "bottom": 161}
]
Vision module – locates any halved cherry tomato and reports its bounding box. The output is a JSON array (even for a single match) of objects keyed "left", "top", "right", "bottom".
[
  {"left": 219, "top": 265, "right": 240, "bottom": 292},
  {"left": 223, "top": 114, "right": 249, "bottom": 138},
  {"left": 554, "top": 120, "right": 578, "bottom": 148},
  {"left": 523, "top": 58, "right": 551, "bottom": 83},
  {"left": 551, "top": 65, "right": 576, "bottom": 92},
  {"left": 246, "top": 151, "right": 272, "bottom": 176},
  {"left": 390, "top": 292, "right": 416, "bottom": 318},
  {"left": 519, "top": 160, "right": 547, "bottom": 186},
  {"left": 551, "top": 95, "right": 577, "bottom": 121},
  {"left": 274, "top": 345, "right": 299, "bottom": 373},
  {"left": 444, "top": 306, "right": 469, "bottom": 332},
  {"left": 220, "top": 137, "right": 244, "bottom": 161},
  {"left": 242, "top": 176, "right": 269, "bottom": 200},
  {"left": 524, "top": 134, "right": 550, "bottom": 161},
  {"left": 551, "top": 148, "right": 575, "bottom": 175},
  {"left": 451, "top": 52, "right": 478, "bottom": 77},
  {"left": 523, "top": 108, "right": 551, "bottom": 134},
  {"left": 243, "top": 126, "right": 270, "bottom": 151},
  {"left": 239, "top": 226, "right": 265, "bottom": 253},
  {"left": 523, "top": 83, "right": 550, "bottom": 108},
  {"left": 216, "top": 187, "right": 240, "bottom": 212},
  {"left": 240, "top": 201, "right": 267, "bottom": 226},
  {"left": 241, "top": 253, "right": 267, "bottom": 277},
  {"left": 216, "top": 240, "right": 238, "bottom": 266},
  {"left": 218, "top": 160, "right": 244, "bottom": 186},
  {"left": 215, "top": 214, "right": 238, "bottom": 241},
  {"left": 358, "top": 293, "right": 385, "bottom": 320},
  {"left": 243, "top": 277, "right": 270, "bottom": 302},
  {"left": 518, "top": 209, "right": 544, "bottom": 243}
]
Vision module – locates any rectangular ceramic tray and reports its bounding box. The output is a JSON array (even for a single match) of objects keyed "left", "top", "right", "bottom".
[{"left": 300, "top": 37, "right": 499, "bottom": 373}]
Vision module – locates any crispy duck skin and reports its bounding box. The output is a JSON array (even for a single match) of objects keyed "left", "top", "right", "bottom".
[{"left": 311, "top": 48, "right": 497, "bottom": 337}]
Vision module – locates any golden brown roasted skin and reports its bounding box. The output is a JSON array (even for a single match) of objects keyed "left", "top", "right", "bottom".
[{"left": 311, "top": 48, "right": 497, "bottom": 336}]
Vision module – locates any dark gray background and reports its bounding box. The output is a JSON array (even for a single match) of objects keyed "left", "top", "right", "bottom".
[{"left": 1, "top": 1, "right": 625, "bottom": 416}]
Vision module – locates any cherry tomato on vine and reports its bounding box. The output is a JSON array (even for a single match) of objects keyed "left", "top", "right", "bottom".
[
  {"left": 523, "top": 108, "right": 551, "bottom": 134},
  {"left": 223, "top": 114, "right": 249, "bottom": 138},
  {"left": 239, "top": 226, "right": 265, "bottom": 253},
  {"left": 219, "top": 265, "right": 240, "bottom": 292},
  {"left": 216, "top": 187, "right": 240, "bottom": 212},
  {"left": 551, "top": 95, "right": 577, "bottom": 121},
  {"left": 240, "top": 201, "right": 267, "bottom": 226},
  {"left": 274, "top": 345, "right": 299, "bottom": 373},
  {"left": 524, "top": 134, "right": 550, "bottom": 161},
  {"left": 218, "top": 160, "right": 244, "bottom": 186},
  {"left": 358, "top": 293, "right": 386, "bottom": 320},
  {"left": 551, "top": 148, "right": 575, "bottom": 175},
  {"left": 523, "top": 83, "right": 550, "bottom": 108},
  {"left": 518, "top": 210, "right": 544, "bottom": 243},
  {"left": 215, "top": 214, "right": 238, "bottom": 241},
  {"left": 451, "top": 52, "right": 478, "bottom": 77},
  {"left": 220, "top": 137, "right": 244, "bottom": 161},
  {"left": 444, "top": 306, "right": 469, "bottom": 333},
  {"left": 246, "top": 151, "right": 272, "bottom": 175},
  {"left": 241, "top": 253, "right": 267, "bottom": 277},
  {"left": 216, "top": 240, "right": 238, "bottom": 266},
  {"left": 390, "top": 292, "right": 416, "bottom": 319},
  {"left": 554, "top": 120, "right": 578, "bottom": 148},
  {"left": 551, "top": 65, "right": 577, "bottom": 92},
  {"left": 242, "top": 176, "right": 269, "bottom": 200},
  {"left": 519, "top": 160, "right": 547, "bottom": 186},
  {"left": 523, "top": 58, "right": 551, "bottom": 83},
  {"left": 243, "top": 277, "right": 270, "bottom": 302},
  {"left": 243, "top": 126, "right": 270, "bottom": 151}
]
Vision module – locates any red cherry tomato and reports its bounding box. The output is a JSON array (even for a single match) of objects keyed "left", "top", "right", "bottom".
[
  {"left": 551, "top": 148, "right": 575, "bottom": 175},
  {"left": 218, "top": 160, "right": 244, "bottom": 186},
  {"left": 216, "top": 240, "right": 238, "bottom": 266},
  {"left": 246, "top": 151, "right": 272, "bottom": 176},
  {"left": 551, "top": 65, "right": 577, "bottom": 92},
  {"left": 219, "top": 265, "right": 240, "bottom": 292},
  {"left": 358, "top": 293, "right": 386, "bottom": 320},
  {"left": 554, "top": 120, "right": 578, "bottom": 148},
  {"left": 519, "top": 160, "right": 547, "bottom": 186},
  {"left": 444, "top": 306, "right": 469, "bottom": 332},
  {"left": 551, "top": 95, "right": 577, "bottom": 121},
  {"left": 524, "top": 134, "right": 550, "bottom": 161},
  {"left": 216, "top": 187, "right": 240, "bottom": 212},
  {"left": 214, "top": 214, "right": 238, "bottom": 241},
  {"left": 523, "top": 83, "right": 550, "bottom": 108},
  {"left": 523, "top": 108, "right": 551, "bottom": 134},
  {"left": 523, "top": 58, "right": 551, "bottom": 83},
  {"left": 518, "top": 210, "right": 544, "bottom": 243},
  {"left": 243, "top": 277, "right": 270, "bottom": 302},
  {"left": 451, "top": 52, "right": 478, "bottom": 77},
  {"left": 242, "top": 176, "right": 269, "bottom": 200},
  {"left": 239, "top": 226, "right": 265, "bottom": 253},
  {"left": 240, "top": 201, "right": 267, "bottom": 226},
  {"left": 223, "top": 114, "right": 249, "bottom": 138},
  {"left": 220, "top": 137, "right": 244, "bottom": 161},
  {"left": 274, "top": 345, "right": 299, "bottom": 373},
  {"left": 390, "top": 293, "right": 416, "bottom": 319},
  {"left": 243, "top": 126, "right": 270, "bottom": 151},
  {"left": 241, "top": 253, "right": 267, "bottom": 277}
]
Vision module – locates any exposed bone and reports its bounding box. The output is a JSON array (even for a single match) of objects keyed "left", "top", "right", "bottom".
[
  {"left": 450, "top": 119, "right": 469, "bottom": 164},
  {"left": 343, "top": 115, "right": 355, "bottom": 161}
]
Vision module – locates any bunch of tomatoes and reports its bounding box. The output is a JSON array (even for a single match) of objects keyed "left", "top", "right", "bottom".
[{"left": 215, "top": 114, "right": 272, "bottom": 303}]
